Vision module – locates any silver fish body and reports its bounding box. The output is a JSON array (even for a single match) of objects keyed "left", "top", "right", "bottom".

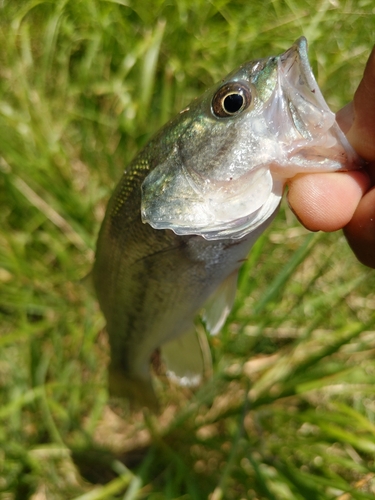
[{"left": 93, "top": 38, "right": 358, "bottom": 408}]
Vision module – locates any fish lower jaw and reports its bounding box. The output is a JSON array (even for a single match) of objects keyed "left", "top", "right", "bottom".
[{"left": 268, "top": 152, "right": 360, "bottom": 181}]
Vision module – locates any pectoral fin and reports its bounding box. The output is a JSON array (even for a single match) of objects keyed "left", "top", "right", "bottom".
[
  {"left": 202, "top": 271, "right": 238, "bottom": 335},
  {"left": 161, "top": 325, "right": 211, "bottom": 387}
]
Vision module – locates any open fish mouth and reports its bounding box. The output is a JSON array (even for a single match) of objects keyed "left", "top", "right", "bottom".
[
  {"left": 268, "top": 37, "right": 359, "bottom": 177},
  {"left": 141, "top": 38, "right": 360, "bottom": 241}
]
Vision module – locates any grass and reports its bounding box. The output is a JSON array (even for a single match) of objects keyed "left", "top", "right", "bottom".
[{"left": 0, "top": 0, "right": 375, "bottom": 498}]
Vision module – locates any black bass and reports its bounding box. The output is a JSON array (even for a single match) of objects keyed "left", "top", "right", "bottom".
[{"left": 93, "top": 37, "right": 358, "bottom": 409}]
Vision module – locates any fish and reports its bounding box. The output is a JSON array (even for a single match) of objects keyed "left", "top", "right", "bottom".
[{"left": 93, "top": 37, "right": 359, "bottom": 410}]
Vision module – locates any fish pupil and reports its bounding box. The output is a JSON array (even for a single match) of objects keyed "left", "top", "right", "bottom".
[{"left": 223, "top": 93, "right": 244, "bottom": 114}]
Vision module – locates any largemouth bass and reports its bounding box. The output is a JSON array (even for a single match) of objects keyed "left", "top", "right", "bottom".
[{"left": 93, "top": 37, "right": 358, "bottom": 409}]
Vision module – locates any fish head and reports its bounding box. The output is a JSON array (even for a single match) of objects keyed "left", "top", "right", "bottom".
[{"left": 141, "top": 37, "right": 360, "bottom": 240}]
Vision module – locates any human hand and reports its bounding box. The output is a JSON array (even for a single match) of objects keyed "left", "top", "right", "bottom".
[{"left": 287, "top": 46, "right": 375, "bottom": 267}]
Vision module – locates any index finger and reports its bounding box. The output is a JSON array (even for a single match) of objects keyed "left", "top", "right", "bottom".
[{"left": 346, "top": 45, "right": 375, "bottom": 162}]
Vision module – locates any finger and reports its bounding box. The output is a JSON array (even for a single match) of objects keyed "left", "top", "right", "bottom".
[
  {"left": 346, "top": 46, "right": 375, "bottom": 161},
  {"left": 287, "top": 170, "right": 370, "bottom": 232},
  {"left": 344, "top": 186, "right": 375, "bottom": 268},
  {"left": 336, "top": 102, "right": 354, "bottom": 135}
]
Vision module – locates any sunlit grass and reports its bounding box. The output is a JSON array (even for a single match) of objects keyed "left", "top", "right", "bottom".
[{"left": 1, "top": 0, "right": 375, "bottom": 498}]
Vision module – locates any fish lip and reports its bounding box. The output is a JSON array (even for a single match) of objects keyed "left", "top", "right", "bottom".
[
  {"left": 278, "top": 36, "right": 327, "bottom": 119},
  {"left": 280, "top": 36, "right": 316, "bottom": 92}
]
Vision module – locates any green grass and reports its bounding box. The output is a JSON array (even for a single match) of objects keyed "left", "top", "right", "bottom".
[{"left": 1, "top": 0, "right": 375, "bottom": 498}]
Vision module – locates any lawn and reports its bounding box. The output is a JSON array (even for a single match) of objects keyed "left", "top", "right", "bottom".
[{"left": 1, "top": 0, "right": 375, "bottom": 498}]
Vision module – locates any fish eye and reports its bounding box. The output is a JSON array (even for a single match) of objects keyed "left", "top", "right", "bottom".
[{"left": 212, "top": 82, "right": 252, "bottom": 118}]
